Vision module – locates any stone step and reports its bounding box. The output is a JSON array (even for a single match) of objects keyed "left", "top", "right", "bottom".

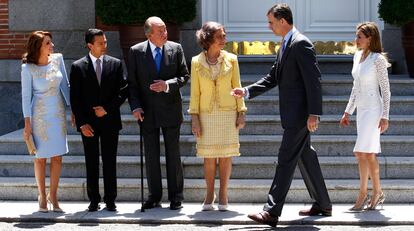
[
  {"left": 66, "top": 114, "right": 414, "bottom": 135},
  {"left": 119, "top": 95, "right": 414, "bottom": 115},
  {"left": 1, "top": 155, "right": 413, "bottom": 180},
  {"left": 179, "top": 74, "right": 414, "bottom": 96},
  {"left": 1, "top": 130, "right": 413, "bottom": 157},
  {"left": 0, "top": 177, "right": 412, "bottom": 203}
]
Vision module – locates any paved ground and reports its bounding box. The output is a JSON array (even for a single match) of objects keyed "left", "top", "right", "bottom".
[
  {"left": 2, "top": 223, "right": 414, "bottom": 231},
  {"left": 0, "top": 201, "right": 413, "bottom": 228}
]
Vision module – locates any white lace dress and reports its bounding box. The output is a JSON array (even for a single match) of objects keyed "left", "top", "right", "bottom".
[{"left": 345, "top": 51, "right": 391, "bottom": 153}]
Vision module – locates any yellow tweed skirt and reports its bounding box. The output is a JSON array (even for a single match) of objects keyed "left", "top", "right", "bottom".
[{"left": 196, "top": 107, "right": 240, "bottom": 158}]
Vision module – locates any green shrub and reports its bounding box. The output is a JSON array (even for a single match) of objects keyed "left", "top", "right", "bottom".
[
  {"left": 378, "top": 0, "right": 414, "bottom": 26},
  {"left": 96, "top": 0, "right": 197, "bottom": 25}
]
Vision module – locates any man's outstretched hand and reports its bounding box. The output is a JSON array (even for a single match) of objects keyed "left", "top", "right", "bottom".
[{"left": 231, "top": 88, "right": 246, "bottom": 98}]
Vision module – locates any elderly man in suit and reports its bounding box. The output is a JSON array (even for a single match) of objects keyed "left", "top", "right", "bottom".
[
  {"left": 232, "top": 3, "right": 332, "bottom": 227},
  {"left": 127, "top": 16, "right": 189, "bottom": 210},
  {"left": 70, "top": 28, "right": 128, "bottom": 212}
]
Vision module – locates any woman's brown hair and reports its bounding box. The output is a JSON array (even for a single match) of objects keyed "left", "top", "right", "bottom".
[
  {"left": 357, "top": 22, "right": 383, "bottom": 53},
  {"left": 22, "top": 31, "right": 52, "bottom": 64},
  {"left": 196, "top": 21, "right": 224, "bottom": 51}
]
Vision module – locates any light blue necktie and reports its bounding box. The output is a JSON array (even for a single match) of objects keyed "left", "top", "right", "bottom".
[
  {"left": 282, "top": 39, "right": 287, "bottom": 53},
  {"left": 154, "top": 47, "right": 162, "bottom": 73},
  {"left": 279, "top": 40, "right": 286, "bottom": 61}
]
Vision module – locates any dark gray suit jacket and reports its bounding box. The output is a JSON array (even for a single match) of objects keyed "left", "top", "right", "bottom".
[
  {"left": 127, "top": 40, "right": 189, "bottom": 128},
  {"left": 247, "top": 30, "right": 322, "bottom": 129}
]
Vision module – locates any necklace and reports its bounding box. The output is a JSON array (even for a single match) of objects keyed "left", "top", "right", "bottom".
[
  {"left": 205, "top": 51, "right": 219, "bottom": 65},
  {"left": 206, "top": 56, "right": 218, "bottom": 65}
]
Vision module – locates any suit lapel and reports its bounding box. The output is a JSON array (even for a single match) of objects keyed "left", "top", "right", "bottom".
[
  {"left": 100, "top": 55, "right": 109, "bottom": 87},
  {"left": 277, "top": 31, "right": 299, "bottom": 77},
  {"left": 159, "top": 42, "right": 172, "bottom": 77},
  {"left": 145, "top": 42, "right": 158, "bottom": 78},
  {"left": 85, "top": 55, "right": 100, "bottom": 87}
]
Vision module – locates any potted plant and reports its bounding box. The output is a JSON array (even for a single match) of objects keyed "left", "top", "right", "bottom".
[
  {"left": 378, "top": 0, "right": 414, "bottom": 77},
  {"left": 96, "top": 0, "right": 197, "bottom": 59}
]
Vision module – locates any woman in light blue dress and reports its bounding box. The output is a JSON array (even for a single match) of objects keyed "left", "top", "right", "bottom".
[{"left": 21, "top": 31, "right": 70, "bottom": 213}]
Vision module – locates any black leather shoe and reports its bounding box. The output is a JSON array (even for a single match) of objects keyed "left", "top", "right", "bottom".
[
  {"left": 169, "top": 201, "right": 183, "bottom": 210},
  {"left": 88, "top": 202, "right": 101, "bottom": 212},
  {"left": 299, "top": 206, "right": 332, "bottom": 216},
  {"left": 142, "top": 200, "right": 162, "bottom": 209},
  {"left": 248, "top": 211, "right": 279, "bottom": 227},
  {"left": 105, "top": 202, "right": 117, "bottom": 212}
]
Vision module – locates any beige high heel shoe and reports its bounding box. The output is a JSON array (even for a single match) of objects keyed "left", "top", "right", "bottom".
[
  {"left": 367, "top": 192, "right": 385, "bottom": 210},
  {"left": 348, "top": 195, "right": 369, "bottom": 212},
  {"left": 47, "top": 194, "right": 64, "bottom": 213}
]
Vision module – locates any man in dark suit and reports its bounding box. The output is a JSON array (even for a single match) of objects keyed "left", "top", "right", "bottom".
[
  {"left": 70, "top": 28, "right": 128, "bottom": 212},
  {"left": 127, "top": 16, "right": 189, "bottom": 210},
  {"left": 232, "top": 3, "right": 332, "bottom": 227}
]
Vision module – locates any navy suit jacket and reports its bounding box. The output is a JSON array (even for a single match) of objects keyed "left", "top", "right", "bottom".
[
  {"left": 127, "top": 40, "right": 190, "bottom": 128},
  {"left": 247, "top": 30, "right": 322, "bottom": 129}
]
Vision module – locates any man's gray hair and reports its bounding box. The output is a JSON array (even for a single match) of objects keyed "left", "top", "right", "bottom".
[{"left": 144, "top": 16, "right": 164, "bottom": 36}]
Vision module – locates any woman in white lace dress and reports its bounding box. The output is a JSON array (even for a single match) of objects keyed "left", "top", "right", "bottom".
[{"left": 340, "top": 22, "right": 390, "bottom": 211}]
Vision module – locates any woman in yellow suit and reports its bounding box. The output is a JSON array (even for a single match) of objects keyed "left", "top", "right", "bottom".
[{"left": 189, "top": 21, "right": 247, "bottom": 211}]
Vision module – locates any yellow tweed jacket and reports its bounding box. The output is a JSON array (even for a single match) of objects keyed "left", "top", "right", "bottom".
[{"left": 188, "top": 50, "right": 247, "bottom": 114}]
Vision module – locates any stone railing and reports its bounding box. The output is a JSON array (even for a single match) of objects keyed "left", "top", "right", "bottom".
[{"left": 224, "top": 41, "right": 356, "bottom": 55}]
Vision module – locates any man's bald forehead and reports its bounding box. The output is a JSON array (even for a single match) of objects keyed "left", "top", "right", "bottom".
[{"left": 147, "top": 16, "right": 165, "bottom": 26}]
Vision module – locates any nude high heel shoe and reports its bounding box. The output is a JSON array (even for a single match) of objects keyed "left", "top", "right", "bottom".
[
  {"left": 348, "top": 195, "right": 369, "bottom": 212},
  {"left": 367, "top": 192, "right": 385, "bottom": 210},
  {"left": 47, "top": 194, "right": 64, "bottom": 213}
]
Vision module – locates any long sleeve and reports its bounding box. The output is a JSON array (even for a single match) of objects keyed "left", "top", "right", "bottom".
[
  {"left": 127, "top": 48, "right": 142, "bottom": 111},
  {"left": 165, "top": 44, "right": 190, "bottom": 92},
  {"left": 345, "top": 82, "right": 357, "bottom": 115},
  {"left": 296, "top": 39, "right": 322, "bottom": 116},
  {"left": 103, "top": 60, "right": 129, "bottom": 113},
  {"left": 188, "top": 59, "right": 200, "bottom": 115},
  {"left": 246, "top": 60, "right": 278, "bottom": 99},
  {"left": 374, "top": 55, "right": 391, "bottom": 120},
  {"left": 231, "top": 58, "right": 247, "bottom": 112},
  {"left": 69, "top": 64, "right": 88, "bottom": 128},
  {"left": 21, "top": 64, "right": 33, "bottom": 118},
  {"left": 58, "top": 54, "right": 70, "bottom": 106}
]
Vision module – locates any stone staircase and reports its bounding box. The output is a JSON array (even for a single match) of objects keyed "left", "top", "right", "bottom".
[{"left": 1, "top": 55, "right": 414, "bottom": 203}]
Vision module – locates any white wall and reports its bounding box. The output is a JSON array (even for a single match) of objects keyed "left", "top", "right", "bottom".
[{"left": 201, "top": 0, "right": 383, "bottom": 42}]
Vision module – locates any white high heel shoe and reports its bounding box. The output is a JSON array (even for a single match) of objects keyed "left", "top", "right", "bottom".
[
  {"left": 201, "top": 194, "right": 216, "bottom": 211},
  {"left": 218, "top": 203, "right": 228, "bottom": 211}
]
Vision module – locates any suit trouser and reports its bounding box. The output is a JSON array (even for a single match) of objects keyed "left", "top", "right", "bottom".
[
  {"left": 265, "top": 126, "right": 331, "bottom": 216},
  {"left": 81, "top": 130, "right": 119, "bottom": 204},
  {"left": 143, "top": 125, "right": 184, "bottom": 202}
]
